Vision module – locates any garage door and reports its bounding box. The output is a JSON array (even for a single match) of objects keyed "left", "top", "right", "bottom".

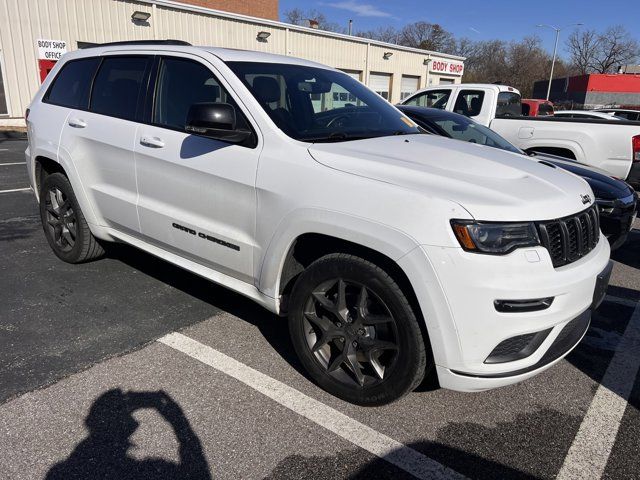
[
  {"left": 400, "top": 75, "right": 420, "bottom": 101},
  {"left": 341, "top": 69, "right": 362, "bottom": 82},
  {"left": 369, "top": 73, "right": 391, "bottom": 100}
]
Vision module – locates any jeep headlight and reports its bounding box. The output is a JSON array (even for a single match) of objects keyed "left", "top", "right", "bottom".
[{"left": 451, "top": 220, "right": 540, "bottom": 254}]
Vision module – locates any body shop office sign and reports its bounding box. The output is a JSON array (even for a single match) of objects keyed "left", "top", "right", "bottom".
[
  {"left": 429, "top": 59, "right": 464, "bottom": 77},
  {"left": 36, "top": 39, "right": 67, "bottom": 82}
]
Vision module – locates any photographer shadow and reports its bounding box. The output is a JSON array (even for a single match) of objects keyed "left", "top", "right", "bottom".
[{"left": 46, "top": 389, "right": 212, "bottom": 480}]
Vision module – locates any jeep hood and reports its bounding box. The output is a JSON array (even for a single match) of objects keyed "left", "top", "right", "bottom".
[{"left": 308, "top": 134, "right": 594, "bottom": 221}]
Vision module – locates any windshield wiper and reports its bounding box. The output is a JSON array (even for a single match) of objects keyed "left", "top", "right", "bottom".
[{"left": 304, "top": 132, "right": 365, "bottom": 143}]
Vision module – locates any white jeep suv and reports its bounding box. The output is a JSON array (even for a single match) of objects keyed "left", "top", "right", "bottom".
[{"left": 25, "top": 41, "right": 612, "bottom": 405}]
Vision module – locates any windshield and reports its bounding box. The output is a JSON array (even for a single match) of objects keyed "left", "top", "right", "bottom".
[
  {"left": 227, "top": 62, "right": 421, "bottom": 142},
  {"left": 429, "top": 112, "right": 523, "bottom": 154}
]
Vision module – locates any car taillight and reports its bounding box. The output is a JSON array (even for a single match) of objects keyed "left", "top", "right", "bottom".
[{"left": 633, "top": 135, "right": 640, "bottom": 162}]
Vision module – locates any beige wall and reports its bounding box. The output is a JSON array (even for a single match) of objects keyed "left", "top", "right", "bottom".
[{"left": 0, "top": 0, "right": 464, "bottom": 124}]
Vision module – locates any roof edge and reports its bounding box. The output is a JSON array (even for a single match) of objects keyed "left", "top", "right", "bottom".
[{"left": 133, "top": 0, "right": 466, "bottom": 61}]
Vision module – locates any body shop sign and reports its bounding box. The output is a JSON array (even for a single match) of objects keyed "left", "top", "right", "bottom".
[
  {"left": 429, "top": 59, "right": 464, "bottom": 76},
  {"left": 36, "top": 39, "right": 67, "bottom": 60}
]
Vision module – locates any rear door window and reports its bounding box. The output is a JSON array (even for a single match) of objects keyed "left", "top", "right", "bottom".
[
  {"left": 403, "top": 89, "right": 451, "bottom": 109},
  {"left": 44, "top": 57, "right": 101, "bottom": 109},
  {"left": 90, "top": 56, "right": 151, "bottom": 121},
  {"left": 453, "top": 90, "right": 485, "bottom": 117},
  {"left": 496, "top": 92, "right": 522, "bottom": 117}
]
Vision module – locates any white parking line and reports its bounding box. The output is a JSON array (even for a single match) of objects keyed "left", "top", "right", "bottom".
[
  {"left": 0, "top": 162, "right": 26, "bottom": 166},
  {"left": 159, "top": 332, "right": 467, "bottom": 480},
  {"left": 557, "top": 299, "right": 640, "bottom": 480},
  {"left": 0, "top": 187, "right": 31, "bottom": 194}
]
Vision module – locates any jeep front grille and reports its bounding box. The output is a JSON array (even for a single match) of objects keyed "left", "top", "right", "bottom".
[{"left": 537, "top": 206, "right": 599, "bottom": 268}]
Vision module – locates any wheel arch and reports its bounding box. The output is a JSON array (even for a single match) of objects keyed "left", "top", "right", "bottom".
[
  {"left": 34, "top": 146, "right": 101, "bottom": 228},
  {"left": 525, "top": 146, "right": 577, "bottom": 160},
  {"left": 34, "top": 155, "right": 67, "bottom": 201}
]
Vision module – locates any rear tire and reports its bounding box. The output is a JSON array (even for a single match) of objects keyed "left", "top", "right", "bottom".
[
  {"left": 288, "top": 253, "right": 428, "bottom": 406},
  {"left": 39, "top": 172, "right": 104, "bottom": 263}
]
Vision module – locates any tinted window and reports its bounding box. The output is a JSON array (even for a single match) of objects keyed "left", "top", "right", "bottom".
[
  {"left": 403, "top": 90, "right": 450, "bottom": 108},
  {"left": 538, "top": 103, "right": 554, "bottom": 115},
  {"left": 90, "top": 56, "right": 150, "bottom": 121},
  {"left": 228, "top": 62, "right": 420, "bottom": 142},
  {"left": 153, "top": 57, "right": 249, "bottom": 132},
  {"left": 496, "top": 92, "right": 522, "bottom": 117},
  {"left": 45, "top": 58, "right": 100, "bottom": 109},
  {"left": 453, "top": 90, "right": 485, "bottom": 117}
]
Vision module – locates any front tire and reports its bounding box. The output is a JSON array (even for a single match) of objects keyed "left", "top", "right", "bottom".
[
  {"left": 288, "top": 253, "right": 428, "bottom": 406},
  {"left": 39, "top": 172, "right": 104, "bottom": 263}
]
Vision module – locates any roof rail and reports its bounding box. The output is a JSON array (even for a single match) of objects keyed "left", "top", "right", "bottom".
[{"left": 87, "top": 40, "right": 192, "bottom": 48}]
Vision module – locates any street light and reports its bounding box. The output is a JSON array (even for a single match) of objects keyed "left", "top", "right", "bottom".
[{"left": 537, "top": 23, "right": 583, "bottom": 100}]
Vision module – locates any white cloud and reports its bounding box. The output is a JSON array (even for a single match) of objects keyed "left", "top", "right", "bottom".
[{"left": 321, "top": 1, "right": 393, "bottom": 18}]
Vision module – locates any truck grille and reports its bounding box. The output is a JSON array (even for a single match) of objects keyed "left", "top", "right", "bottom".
[{"left": 537, "top": 206, "right": 599, "bottom": 268}]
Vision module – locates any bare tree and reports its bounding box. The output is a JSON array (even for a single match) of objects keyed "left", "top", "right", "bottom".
[
  {"left": 594, "top": 25, "right": 640, "bottom": 73},
  {"left": 567, "top": 28, "right": 602, "bottom": 74},
  {"left": 567, "top": 25, "right": 640, "bottom": 74},
  {"left": 356, "top": 26, "right": 400, "bottom": 44},
  {"left": 398, "top": 22, "right": 456, "bottom": 53},
  {"left": 282, "top": 8, "right": 345, "bottom": 33}
]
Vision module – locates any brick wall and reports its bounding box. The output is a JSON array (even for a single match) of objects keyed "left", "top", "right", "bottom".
[{"left": 174, "top": 0, "right": 279, "bottom": 20}]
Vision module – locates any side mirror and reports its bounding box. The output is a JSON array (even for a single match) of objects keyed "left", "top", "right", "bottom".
[{"left": 186, "top": 103, "right": 252, "bottom": 143}]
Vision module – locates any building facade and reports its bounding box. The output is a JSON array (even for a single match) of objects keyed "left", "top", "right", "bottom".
[
  {"left": 0, "top": 0, "right": 465, "bottom": 126},
  {"left": 533, "top": 74, "right": 640, "bottom": 108},
  {"left": 176, "top": 0, "right": 278, "bottom": 20}
]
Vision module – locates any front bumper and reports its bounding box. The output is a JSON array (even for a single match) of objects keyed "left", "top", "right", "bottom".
[
  {"left": 399, "top": 234, "right": 611, "bottom": 391},
  {"left": 599, "top": 193, "right": 638, "bottom": 251}
]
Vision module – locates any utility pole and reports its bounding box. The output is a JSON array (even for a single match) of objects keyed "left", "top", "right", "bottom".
[{"left": 537, "top": 23, "right": 583, "bottom": 101}]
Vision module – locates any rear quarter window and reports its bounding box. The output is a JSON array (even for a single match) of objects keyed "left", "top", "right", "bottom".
[{"left": 44, "top": 57, "right": 101, "bottom": 109}]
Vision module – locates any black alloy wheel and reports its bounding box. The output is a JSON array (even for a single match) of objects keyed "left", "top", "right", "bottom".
[
  {"left": 43, "top": 186, "right": 77, "bottom": 253},
  {"left": 303, "top": 278, "right": 399, "bottom": 388},
  {"left": 39, "top": 172, "right": 104, "bottom": 263},
  {"left": 289, "top": 253, "right": 429, "bottom": 406}
]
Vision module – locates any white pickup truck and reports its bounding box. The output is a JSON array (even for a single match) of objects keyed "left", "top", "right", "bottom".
[{"left": 401, "top": 84, "right": 640, "bottom": 183}]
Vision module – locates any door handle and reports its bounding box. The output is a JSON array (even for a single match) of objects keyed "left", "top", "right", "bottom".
[
  {"left": 140, "top": 136, "right": 165, "bottom": 148},
  {"left": 68, "top": 118, "right": 87, "bottom": 128}
]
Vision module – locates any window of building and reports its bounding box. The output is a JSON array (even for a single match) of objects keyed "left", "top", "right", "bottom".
[
  {"left": 439, "top": 78, "right": 455, "bottom": 85},
  {"left": 0, "top": 54, "right": 8, "bottom": 115},
  {"left": 403, "top": 89, "right": 451, "bottom": 109},
  {"left": 400, "top": 76, "right": 420, "bottom": 101},
  {"left": 44, "top": 57, "right": 101, "bottom": 109},
  {"left": 453, "top": 90, "right": 485, "bottom": 117},
  {"left": 90, "top": 56, "right": 150, "bottom": 121},
  {"left": 368, "top": 73, "right": 391, "bottom": 100}
]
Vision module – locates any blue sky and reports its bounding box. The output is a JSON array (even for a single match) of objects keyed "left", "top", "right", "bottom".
[{"left": 279, "top": 0, "right": 640, "bottom": 58}]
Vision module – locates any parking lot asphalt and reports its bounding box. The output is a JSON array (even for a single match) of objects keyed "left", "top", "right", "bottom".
[{"left": 1, "top": 138, "right": 639, "bottom": 479}]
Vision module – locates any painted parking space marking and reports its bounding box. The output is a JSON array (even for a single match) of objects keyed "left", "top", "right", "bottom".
[
  {"left": 557, "top": 298, "right": 640, "bottom": 480},
  {"left": 0, "top": 187, "right": 31, "bottom": 194},
  {"left": 159, "top": 332, "right": 467, "bottom": 480},
  {"left": 0, "top": 162, "right": 26, "bottom": 166}
]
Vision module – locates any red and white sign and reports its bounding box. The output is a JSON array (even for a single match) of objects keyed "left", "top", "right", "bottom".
[
  {"left": 36, "top": 39, "right": 67, "bottom": 60},
  {"left": 429, "top": 59, "right": 464, "bottom": 76}
]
